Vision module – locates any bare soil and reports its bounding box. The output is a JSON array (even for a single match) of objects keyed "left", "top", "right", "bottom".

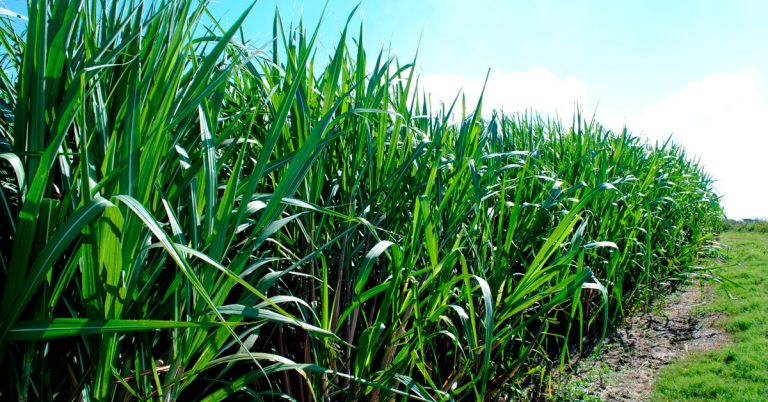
[{"left": 554, "top": 281, "right": 730, "bottom": 401}]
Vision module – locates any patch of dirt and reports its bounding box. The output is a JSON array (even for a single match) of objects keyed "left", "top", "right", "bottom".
[{"left": 557, "top": 281, "right": 730, "bottom": 401}]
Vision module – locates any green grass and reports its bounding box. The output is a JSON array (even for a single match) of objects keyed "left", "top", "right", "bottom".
[
  {"left": 652, "top": 232, "right": 768, "bottom": 402},
  {"left": 548, "top": 359, "right": 612, "bottom": 402},
  {"left": 0, "top": 1, "right": 724, "bottom": 400}
]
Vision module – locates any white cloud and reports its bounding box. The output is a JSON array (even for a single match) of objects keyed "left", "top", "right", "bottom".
[
  {"left": 419, "top": 68, "right": 768, "bottom": 219},
  {"left": 620, "top": 72, "right": 768, "bottom": 220},
  {"left": 419, "top": 67, "right": 588, "bottom": 118}
]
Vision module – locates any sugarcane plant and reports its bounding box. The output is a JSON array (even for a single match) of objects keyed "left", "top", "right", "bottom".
[{"left": 0, "top": 1, "right": 723, "bottom": 400}]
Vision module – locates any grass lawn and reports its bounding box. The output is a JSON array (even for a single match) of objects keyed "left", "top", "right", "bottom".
[{"left": 651, "top": 231, "right": 768, "bottom": 401}]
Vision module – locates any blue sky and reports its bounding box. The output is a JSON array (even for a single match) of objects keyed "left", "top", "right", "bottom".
[
  {"left": 212, "top": 0, "right": 767, "bottom": 220},
  {"left": 206, "top": 0, "right": 768, "bottom": 106},
  {"left": 2, "top": 0, "right": 766, "bottom": 219}
]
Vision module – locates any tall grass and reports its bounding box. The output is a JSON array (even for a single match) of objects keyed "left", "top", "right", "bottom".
[
  {"left": 0, "top": 1, "right": 723, "bottom": 400},
  {"left": 723, "top": 219, "right": 768, "bottom": 233}
]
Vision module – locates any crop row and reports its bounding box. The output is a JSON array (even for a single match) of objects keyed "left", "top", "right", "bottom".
[{"left": 0, "top": 1, "right": 722, "bottom": 400}]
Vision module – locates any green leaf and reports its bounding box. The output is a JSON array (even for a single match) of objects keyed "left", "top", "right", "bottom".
[{"left": 9, "top": 318, "right": 232, "bottom": 341}]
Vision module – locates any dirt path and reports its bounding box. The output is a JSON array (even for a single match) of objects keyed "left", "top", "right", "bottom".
[{"left": 555, "top": 281, "right": 730, "bottom": 401}]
